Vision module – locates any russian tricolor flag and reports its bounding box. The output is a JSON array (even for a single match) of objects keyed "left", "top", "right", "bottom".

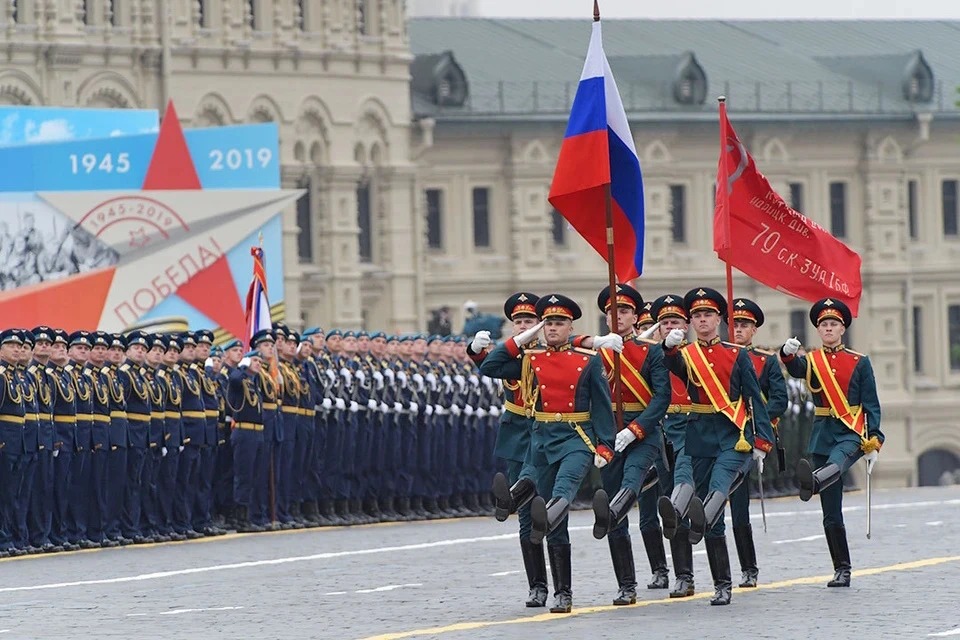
[
  {"left": 548, "top": 19, "right": 645, "bottom": 282},
  {"left": 245, "top": 246, "right": 272, "bottom": 344}
]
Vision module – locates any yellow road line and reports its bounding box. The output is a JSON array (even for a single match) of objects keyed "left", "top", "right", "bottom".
[{"left": 359, "top": 555, "right": 960, "bottom": 640}]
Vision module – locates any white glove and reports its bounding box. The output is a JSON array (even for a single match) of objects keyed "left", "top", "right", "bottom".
[
  {"left": 205, "top": 357, "right": 214, "bottom": 368},
  {"left": 665, "top": 329, "right": 685, "bottom": 349},
  {"left": 239, "top": 357, "right": 251, "bottom": 369},
  {"left": 468, "top": 374, "right": 479, "bottom": 386},
  {"left": 179, "top": 445, "right": 184, "bottom": 453},
  {"left": 594, "top": 453, "right": 608, "bottom": 469},
  {"left": 434, "top": 405, "right": 446, "bottom": 416},
  {"left": 615, "top": 428, "right": 637, "bottom": 452},
  {"left": 379, "top": 402, "right": 389, "bottom": 413},
  {"left": 349, "top": 401, "right": 359, "bottom": 413},
  {"left": 464, "top": 404, "right": 474, "bottom": 416},
  {"left": 593, "top": 333, "right": 624, "bottom": 353},
  {"left": 325, "top": 369, "right": 336, "bottom": 382},
  {"left": 865, "top": 450, "right": 878, "bottom": 475},
  {"left": 753, "top": 448, "right": 766, "bottom": 474},
  {"left": 383, "top": 368, "right": 395, "bottom": 382},
  {"left": 367, "top": 399, "right": 378, "bottom": 411},
  {"left": 489, "top": 406, "right": 501, "bottom": 417},
  {"left": 477, "top": 408, "right": 488, "bottom": 418},
  {"left": 355, "top": 370, "right": 366, "bottom": 384},
  {"left": 442, "top": 375, "right": 453, "bottom": 393},
  {"left": 321, "top": 398, "right": 333, "bottom": 410},
  {"left": 425, "top": 404, "right": 434, "bottom": 416},
  {"left": 408, "top": 402, "right": 419, "bottom": 413},
  {"left": 425, "top": 372, "right": 437, "bottom": 390},
  {"left": 450, "top": 405, "right": 462, "bottom": 416},
  {"left": 471, "top": 330, "right": 492, "bottom": 353},
  {"left": 162, "top": 446, "right": 168, "bottom": 457},
  {"left": 412, "top": 373, "right": 424, "bottom": 391},
  {"left": 397, "top": 371, "right": 408, "bottom": 387},
  {"left": 454, "top": 374, "right": 465, "bottom": 390},
  {"left": 481, "top": 376, "right": 493, "bottom": 392},
  {"left": 340, "top": 369, "right": 352, "bottom": 385},
  {"left": 53, "top": 449, "right": 60, "bottom": 458},
  {"left": 394, "top": 402, "right": 403, "bottom": 412},
  {"left": 638, "top": 322, "right": 661, "bottom": 340},
  {"left": 372, "top": 371, "right": 384, "bottom": 389},
  {"left": 782, "top": 337, "right": 801, "bottom": 356},
  {"left": 514, "top": 320, "right": 545, "bottom": 347},
  {"left": 334, "top": 398, "right": 346, "bottom": 410}
]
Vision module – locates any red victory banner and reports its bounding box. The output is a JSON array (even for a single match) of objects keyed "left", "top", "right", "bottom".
[{"left": 714, "top": 101, "right": 863, "bottom": 316}]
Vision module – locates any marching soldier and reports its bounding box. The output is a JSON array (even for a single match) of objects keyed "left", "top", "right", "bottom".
[
  {"left": 646, "top": 294, "right": 697, "bottom": 598},
  {"left": 27, "top": 327, "right": 58, "bottom": 552},
  {"left": 155, "top": 335, "right": 184, "bottom": 540},
  {"left": 296, "top": 331, "right": 324, "bottom": 526},
  {"left": 779, "top": 298, "right": 883, "bottom": 588},
  {"left": 0, "top": 329, "right": 27, "bottom": 558},
  {"left": 66, "top": 331, "right": 96, "bottom": 549},
  {"left": 589, "top": 284, "right": 671, "bottom": 606},
  {"left": 276, "top": 324, "right": 305, "bottom": 529},
  {"left": 470, "top": 292, "right": 549, "bottom": 606},
  {"left": 104, "top": 334, "right": 132, "bottom": 545},
  {"left": 227, "top": 347, "right": 267, "bottom": 533},
  {"left": 173, "top": 333, "right": 204, "bottom": 539},
  {"left": 480, "top": 294, "right": 616, "bottom": 614},
  {"left": 141, "top": 334, "right": 170, "bottom": 542},
  {"left": 254, "top": 328, "right": 282, "bottom": 530},
  {"left": 636, "top": 301, "right": 655, "bottom": 333},
  {"left": 304, "top": 328, "right": 339, "bottom": 525},
  {"left": 729, "top": 298, "right": 788, "bottom": 587},
  {"left": 659, "top": 287, "right": 774, "bottom": 606},
  {"left": 84, "top": 332, "right": 114, "bottom": 547}
]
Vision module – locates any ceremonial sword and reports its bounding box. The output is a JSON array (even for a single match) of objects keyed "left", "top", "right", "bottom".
[{"left": 749, "top": 397, "right": 767, "bottom": 533}]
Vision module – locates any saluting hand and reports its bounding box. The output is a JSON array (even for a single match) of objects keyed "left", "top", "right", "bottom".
[{"left": 514, "top": 320, "right": 545, "bottom": 347}]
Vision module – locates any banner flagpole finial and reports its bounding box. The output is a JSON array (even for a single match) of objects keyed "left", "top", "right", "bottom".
[
  {"left": 718, "top": 95, "right": 727, "bottom": 103},
  {"left": 593, "top": 0, "right": 600, "bottom": 22}
]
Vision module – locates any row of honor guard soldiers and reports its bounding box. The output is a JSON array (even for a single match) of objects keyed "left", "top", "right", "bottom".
[
  {"left": 0, "top": 321, "right": 513, "bottom": 555},
  {"left": 472, "top": 284, "right": 882, "bottom": 613}
]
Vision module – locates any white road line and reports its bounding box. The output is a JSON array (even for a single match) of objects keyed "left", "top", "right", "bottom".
[
  {"left": 324, "top": 591, "right": 349, "bottom": 596},
  {"left": 928, "top": 628, "right": 960, "bottom": 637},
  {"left": 355, "top": 584, "right": 422, "bottom": 594},
  {"left": 489, "top": 570, "right": 522, "bottom": 577},
  {"left": 773, "top": 535, "right": 823, "bottom": 545},
  {"left": 895, "top": 524, "right": 908, "bottom": 528},
  {"left": 1, "top": 497, "right": 955, "bottom": 595},
  {"left": 0, "top": 630, "right": 10, "bottom": 634},
  {"left": 159, "top": 606, "right": 244, "bottom": 615},
  {"left": 927, "top": 521, "right": 944, "bottom": 526}
]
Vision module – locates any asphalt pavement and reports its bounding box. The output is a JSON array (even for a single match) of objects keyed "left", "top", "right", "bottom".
[{"left": 1, "top": 485, "right": 959, "bottom": 639}]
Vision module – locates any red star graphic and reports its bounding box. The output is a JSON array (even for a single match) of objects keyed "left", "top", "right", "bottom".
[{"left": 142, "top": 100, "right": 247, "bottom": 340}]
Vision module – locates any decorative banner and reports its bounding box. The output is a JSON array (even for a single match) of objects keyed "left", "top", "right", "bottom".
[
  {"left": 0, "top": 106, "right": 158, "bottom": 146},
  {"left": 0, "top": 122, "right": 280, "bottom": 191},
  {"left": 0, "top": 102, "right": 299, "bottom": 340}
]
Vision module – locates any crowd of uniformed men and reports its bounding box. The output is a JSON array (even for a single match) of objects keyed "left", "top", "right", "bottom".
[{"left": 0, "top": 324, "right": 508, "bottom": 557}]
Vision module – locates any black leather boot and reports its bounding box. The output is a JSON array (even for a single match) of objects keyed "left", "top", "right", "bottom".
[
  {"left": 301, "top": 501, "right": 322, "bottom": 527},
  {"left": 669, "top": 528, "right": 695, "bottom": 598},
  {"left": 379, "top": 497, "right": 400, "bottom": 521},
  {"left": 520, "top": 538, "right": 549, "bottom": 607},
  {"left": 592, "top": 487, "right": 637, "bottom": 540},
  {"left": 641, "top": 526, "right": 670, "bottom": 589},
  {"left": 236, "top": 506, "right": 263, "bottom": 533},
  {"left": 394, "top": 497, "right": 413, "bottom": 521},
  {"left": 705, "top": 536, "right": 732, "bottom": 606},
  {"left": 608, "top": 535, "right": 638, "bottom": 605},
  {"left": 659, "top": 482, "right": 696, "bottom": 540},
  {"left": 797, "top": 459, "right": 841, "bottom": 502},
  {"left": 492, "top": 473, "right": 536, "bottom": 522},
  {"left": 547, "top": 543, "right": 573, "bottom": 614},
  {"left": 825, "top": 524, "right": 851, "bottom": 587},
  {"left": 363, "top": 497, "right": 382, "bottom": 522},
  {"left": 423, "top": 497, "right": 442, "bottom": 519},
  {"left": 690, "top": 491, "right": 727, "bottom": 545},
  {"left": 337, "top": 499, "right": 359, "bottom": 525},
  {"left": 530, "top": 497, "right": 570, "bottom": 545},
  {"left": 734, "top": 524, "right": 759, "bottom": 587}
]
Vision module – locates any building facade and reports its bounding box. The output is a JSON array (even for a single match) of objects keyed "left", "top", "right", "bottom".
[{"left": 0, "top": 0, "right": 418, "bottom": 332}]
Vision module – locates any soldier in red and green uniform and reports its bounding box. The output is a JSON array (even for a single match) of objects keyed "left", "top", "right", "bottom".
[
  {"left": 480, "top": 294, "right": 615, "bottom": 614},
  {"left": 779, "top": 297, "right": 883, "bottom": 588}
]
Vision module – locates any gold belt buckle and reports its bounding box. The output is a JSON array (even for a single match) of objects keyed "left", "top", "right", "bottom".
[
  {"left": 525, "top": 408, "right": 533, "bottom": 418},
  {"left": 554, "top": 412, "right": 563, "bottom": 422}
]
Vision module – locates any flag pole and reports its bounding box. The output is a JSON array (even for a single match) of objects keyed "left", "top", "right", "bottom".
[
  {"left": 596, "top": 0, "right": 624, "bottom": 435},
  {"left": 718, "top": 96, "right": 735, "bottom": 341}
]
